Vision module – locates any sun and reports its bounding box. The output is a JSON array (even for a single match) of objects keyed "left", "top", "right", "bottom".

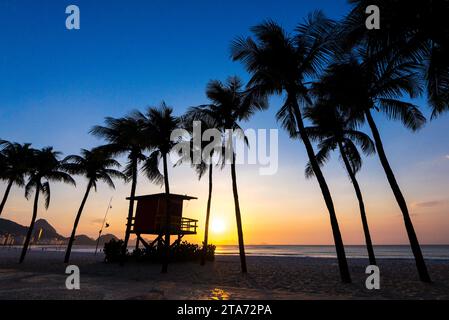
[{"left": 210, "top": 217, "right": 226, "bottom": 234}]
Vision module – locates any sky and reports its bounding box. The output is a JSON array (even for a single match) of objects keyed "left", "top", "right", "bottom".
[{"left": 1, "top": 0, "right": 449, "bottom": 246}]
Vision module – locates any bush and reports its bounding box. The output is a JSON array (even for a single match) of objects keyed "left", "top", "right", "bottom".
[
  {"left": 103, "top": 239, "right": 125, "bottom": 263},
  {"left": 103, "top": 239, "right": 216, "bottom": 263},
  {"left": 203, "top": 243, "right": 216, "bottom": 261}
]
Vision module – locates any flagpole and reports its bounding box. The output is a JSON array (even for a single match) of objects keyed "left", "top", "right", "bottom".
[{"left": 95, "top": 197, "right": 113, "bottom": 255}]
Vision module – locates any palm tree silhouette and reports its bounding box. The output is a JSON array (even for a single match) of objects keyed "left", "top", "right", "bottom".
[
  {"left": 90, "top": 116, "right": 148, "bottom": 257},
  {"left": 177, "top": 114, "right": 220, "bottom": 266},
  {"left": 185, "top": 77, "right": 268, "bottom": 273},
  {"left": 63, "top": 148, "right": 125, "bottom": 263},
  {"left": 313, "top": 52, "right": 430, "bottom": 282},
  {"left": 136, "top": 103, "right": 181, "bottom": 273},
  {"left": 19, "top": 147, "right": 75, "bottom": 263},
  {"left": 304, "top": 104, "right": 377, "bottom": 265},
  {"left": 344, "top": 0, "right": 449, "bottom": 118},
  {"left": 0, "top": 141, "right": 34, "bottom": 217},
  {"left": 231, "top": 13, "right": 352, "bottom": 282}
]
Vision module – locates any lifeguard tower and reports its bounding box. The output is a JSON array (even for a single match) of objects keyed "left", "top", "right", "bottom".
[{"left": 126, "top": 193, "right": 198, "bottom": 250}]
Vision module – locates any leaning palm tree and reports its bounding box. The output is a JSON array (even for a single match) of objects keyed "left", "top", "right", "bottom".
[
  {"left": 0, "top": 141, "right": 34, "bottom": 217},
  {"left": 186, "top": 77, "right": 268, "bottom": 273},
  {"left": 231, "top": 13, "right": 352, "bottom": 282},
  {"left": 304, "top": 104, "right": 377, "bottom": 265},
  {"left": 177, "top": 115, "right": 220, "bottom": 266},
  {"left": 63, "top": 148, "right": 125, "bottom": 263},
  {"left": 20, "top": 147, "right": 75, "bottom": 263},
  {"left": 344, "top": 0, "right": 449, "bottom": 118},
  {"left": 136, "top": 103, "right": 181, "bottom": 273},
  {"left": 90, "top": 116, "right": 148, "bottom": 255},
  {"left": 313, "top": 51, "right": 430, "bottom": 282}
]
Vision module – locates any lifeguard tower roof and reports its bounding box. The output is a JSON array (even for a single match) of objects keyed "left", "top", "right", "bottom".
[{"left": 126, "top": 193, "right": 197, "bottom": 201}]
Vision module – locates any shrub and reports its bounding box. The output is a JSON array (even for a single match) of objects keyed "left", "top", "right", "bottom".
[
  {"left": 103, "top": 239, "right": 125, "bottom": 263},
  {"left": 104, "top": 239, "right": 216, "bottom": 263},
  {"left": 204, "top": 243, "right": 216, "bottom": 261}
]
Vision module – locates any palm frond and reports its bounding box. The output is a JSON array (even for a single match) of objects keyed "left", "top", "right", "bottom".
[
  {"left": 377, "top": 98, "right": 426, "bottom": 131},
  {"left": 143, "top": 150, "right": 164, "bottom": 185},
  {"left": 345, "top": 130, "right": 375, "bottom": 155},
  {"left": 41, "top": 181, "right": 51, "bottom": 209},
  {"left": 276, "top": 98, "right": 299, "bottom": 139},
  {"left": 340, "top": 140, "right": 363, "bottom": 175},
  {"left": 305, "top": 141, "right": 334, "bottom": 178}
]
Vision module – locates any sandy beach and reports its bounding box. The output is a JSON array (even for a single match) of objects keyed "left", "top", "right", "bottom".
[{"left": 1, "top": 247, "right": 448, "bottom": 300}]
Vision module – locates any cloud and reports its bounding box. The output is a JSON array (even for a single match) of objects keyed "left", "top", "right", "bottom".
[
  {"left": 412, "top": 200, "right": 448, "bottom": 208},
  {"left": 445, "top": 155, "right": 449, "bottom": 160},
  {"left": 91, "top": 218, "right": 104, "bottom": 224}
]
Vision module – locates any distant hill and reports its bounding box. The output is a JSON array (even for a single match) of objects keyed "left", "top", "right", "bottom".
[
  {"left": 73, "top": 234, "right": 95, "bottom": 245},
  {"left": 0, "top": 218, "right": 27, "bottom": 236},
  {"left": 34, "top": 219, "right": 66, "bottom": 241},
  {"left": 0, "top": 218, "right": 119, "bottom": 245},
  {"left": 74, "top": 233, "right": 119, "bottom": 246},
  {"left": 98, "top": 234, "right": 119, "bottom": 245}
]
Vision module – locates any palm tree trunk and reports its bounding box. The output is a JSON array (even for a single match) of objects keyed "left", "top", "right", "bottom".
[
  {"left": 0, "top": 179, "right": 13, "bottom": 217},
  {"left": 161, "top": 153, "right": 171, "bottom": 273},
  {"left": 201, "top": 162, "right": 213, "bottom": 266},
  {"left": 231, "top": 152, "right": 248, "bottom": 273},
  {"left": 64, "top": 180, "right": 93, "bottom": 263},
  {"left": 122, "top": 157, "right": 138, "bottom": 260},
  {"left": 19, "top": 186, "right": 40, "bottom": 263},
  {"left": 290, "top": 94, "right": 351, "bottom": 283},
  {"left": 365, "top": 109, "right": 430, "bottom": 282},
  {"left": 338, "top": 142, "right": 376, "bottom": 265}
]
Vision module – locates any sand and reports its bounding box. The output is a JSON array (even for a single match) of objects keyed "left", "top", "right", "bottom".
[{"left": 0, "top": 247, "right": 448, "bottom": 300}]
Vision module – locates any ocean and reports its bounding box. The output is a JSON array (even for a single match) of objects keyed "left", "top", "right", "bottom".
[
  {"left": 19, "top": 244, "right": 449, "bottom": 260},
  {"left": 214, "top": 245, "right": 449, "bottom": 260}
]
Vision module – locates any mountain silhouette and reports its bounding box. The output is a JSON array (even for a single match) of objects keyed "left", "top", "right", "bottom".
[
  {"left": 33, "top": 219, "right": 66, "bottom": 240},
  {"left": 73, "top": 233, "right": 118, "bottom": 246},
  {"left": 0, "top": 218, "right": 118, "bottom": 245}
]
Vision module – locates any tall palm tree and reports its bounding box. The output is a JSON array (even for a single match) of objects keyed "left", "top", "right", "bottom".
[
  {"left": 137, "top": 103, "right": 181, "bottom": 273},
  {"left": 177, "top": 115, "right": 219, "bottom": 266},
  {"left": 90, "top": 116, "right": 148, "bottom": 256},
  {"left": 313, "top": 51, "right": 430, "bottom": 282},
  {"left": 304, "top": 104, "right": 377, "bottom": 265},
  {"left": 186, "top": 77, "right": 268, "bottom": 273},
  {"left": 20, "top": 147, "right": 75, "bottom": 263},
  {"left": 0, "top": 141, "right": 34, "bottom": 217},
  {"left": 231, "top": 13, "right": 352, "bottom": 282},
  {"left": 63, "top": 148, "right": 125, "bottom": 263},
  {"left": 344, "top": 0, "right": 449, "bottom": 118}
]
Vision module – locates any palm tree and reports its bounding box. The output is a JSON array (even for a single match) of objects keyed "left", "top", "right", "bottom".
[
  {"left": 63, "top": 148, "right": 125, "bottom": 263},
  {"left": 304, "top": 104, "right": 377, "bottom": 265},
  {"left": 90, "top": 116, "right": 148, "bottom": 256},
  {"left": 136, "top": 103, "right": 181, "bottom": 273},
  {"left": 344, "top": 0, "right": 449, "bottom": 118},
  {"left": 20, "top": 147, "right": 75, "bottom": 263},
  {"left": 313, "top": 51, "right": 430, "bottom": 282},
  {"left": 231, "top": 13, "right": 352, "bottom": 282},
  {"left": 177, "top": 115, "right": 219, "bottom": 266},
  {"left": 0, "top": 141, "right": 34, "bottom": 217},
  {"left": 185, "top": 77, "right": 268, "bottom": 273}
]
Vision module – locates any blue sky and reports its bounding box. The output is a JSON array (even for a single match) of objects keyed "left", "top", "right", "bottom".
[
  {"left": 1, "top": 0, "right": 449, "bottom": 244},
  {"left": 0, "top": 0, "right": 350, "bottom": 153}
]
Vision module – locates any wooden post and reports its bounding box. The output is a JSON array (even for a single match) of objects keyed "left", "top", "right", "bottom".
[
  {"left": 157, "top": 233, "right": 164, "bottom": 251},
  {"left": 135, "top": 234, "right": 140, "bottom": 250}
]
